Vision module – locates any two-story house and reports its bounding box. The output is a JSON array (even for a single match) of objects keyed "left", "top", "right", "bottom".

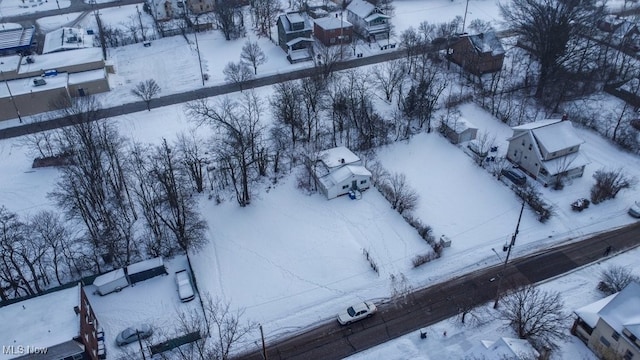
[
  {"left": 0, "top": 283, "right": 103, "bottom": 360},
  {"left": 313, "top": 16, "right": 353, "bottom": 47},
  {"left": 506, "top": 119, "right": 588, "bottom": 186},
  {"left": 314, "top": 146, "right": 371, "bottom": 199},
  {"left": 572, "top": 282, "right": 640, "bottom": 360},
  {"left": 277, "top": 12, "right": 314, "bottom": 63},
  {"left": 346, "top": 0, "right": 390, "bottom": 41},
  {"left": 448, "top": 32, "right": 505, "bottom": 75}
]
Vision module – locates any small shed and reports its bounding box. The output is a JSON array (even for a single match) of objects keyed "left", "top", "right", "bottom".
[
  {"left": 93, "top": 268, "right": 129, "bottom": 295},
  {"left": 126, "top": 257, "right": 167, "bottom": 284},
  {"left": 441, "top": 117, "right": 478, "bottom": 144}
]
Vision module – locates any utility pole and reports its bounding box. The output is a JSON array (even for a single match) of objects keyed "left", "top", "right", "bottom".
[
  {"left": 137, "top": 5, "right": 147, "bottom": 42},
  {"left": 260, "top": 324, "right": 268, "bottom": 360},
  {"left": 136, "top": 330, "right": 147, "bottom": 360},
  {"left": 1, "top": 70, "right": 22, "bottom": 123},
  {"left": 461, "top": 0, "right": 470, "bottom": 34},
  {"left": 493, "top": 200, "right": 525, "bottom": 309}
]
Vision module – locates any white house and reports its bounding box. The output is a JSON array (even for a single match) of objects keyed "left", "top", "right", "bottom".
[
  {"left": 572, "top": 282, "right": 640, "bottom": 360},
  {"left": 346, "top": 0, "right": 391, "bottom": 41},
  {"left": 315, "top": 146, "right": 371, "bottom": 199},
  {"left": 506, "top": 119, "right": 588, "bottom": 186}
]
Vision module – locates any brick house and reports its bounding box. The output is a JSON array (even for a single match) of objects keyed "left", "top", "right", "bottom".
[
  {"left": 448, "top": 32, "right": 505, "bottom": 75},
  {"left": 313, "top": 16, "right": 353, "bottom": 46}
]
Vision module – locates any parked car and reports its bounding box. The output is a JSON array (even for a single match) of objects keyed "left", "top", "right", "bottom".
[
  {"left": 629, "top": 201, "right": 640, "bottom": 218},
  {"left": 337, "top": 301, "right": 377, "bottom": 325},
  {"left": 116, "top": 324, "right": 153, "bottom": 346},
  {"left": 501, "top": 168, "right": 527, "bottom": 186},
  {"left": 571, "top": 198, "right": 590, "bottom": 212},
  {"left": 175, "top": 269, "right": 195, "bottom": 302}
]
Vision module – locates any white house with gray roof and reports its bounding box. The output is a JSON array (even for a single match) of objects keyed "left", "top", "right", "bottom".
[
  {"left": 346, "top": 0, "right": 390, "bottom": 40},
  {"left": 314, "top": 146, "right": 371, "bottom": 199},
  {"left": 506, "top": 119, "right": 588, "bottom": 186},
  {"left": 572, "top": 282, "right": 640, "bottom": 360}
]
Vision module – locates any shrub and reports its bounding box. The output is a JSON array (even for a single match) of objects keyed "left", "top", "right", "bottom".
[
  {"left": 412, "top": 253, "right": 437, "bottom": 267},
  {"left": 590, "top": 168, "right": 636, "bottom": 204}
]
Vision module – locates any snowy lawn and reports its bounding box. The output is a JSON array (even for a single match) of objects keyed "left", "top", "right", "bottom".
[
  {"left": 345, "top": 245, "right": 640, "bottom": 360},
  {"left": 190, "top": 174, "right": 433, "bottom": 340},
  {"left": 0, "top": 0, "right": 70, "bottom": 17}
]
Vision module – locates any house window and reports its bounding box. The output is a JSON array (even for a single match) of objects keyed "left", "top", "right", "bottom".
[
  {"left": 528, "top": 144, "right": 532, "bottom": 151},
  {"left": 612, "top": 331, "right": 620, "bottom": 341},
  {"left": 524, "top": 156, "right": 527, "bottom": 160},
  {"left": 624, "top": 350, "right": 634, "bottom": 360},
  {"left": 600, "top": 336, "right": 611, "bottom": 348},
  {"left": 521, "top": 140, "right": 525, "bottom": 146},
  {"left": 535, "top": 163, "right": 538, "bottom": 167},
  {"left": 342, "top": 184, "right": 349, "bottom": 189},
  {"left": 330, "top": 37, "right": 336, "bottom": 44},
  {"left": 514, "top": 150, "right": 518, "bottom": 157},
  {"left": 360, "top": 180, "right": 367, "bottom": 184}
]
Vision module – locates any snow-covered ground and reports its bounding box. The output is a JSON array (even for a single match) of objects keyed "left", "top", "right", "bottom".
[{"left": 0, "top": 0, "right": 70, "bottom": 18}]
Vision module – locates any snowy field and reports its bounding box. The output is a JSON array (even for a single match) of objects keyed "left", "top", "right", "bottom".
[{"left": 345, "top": 246, "right": 640, "bottom": 360}]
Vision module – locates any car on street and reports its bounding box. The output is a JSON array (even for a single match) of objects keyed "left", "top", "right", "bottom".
[
  {"left": 337, "top": 301, "right": 377, "bottom": 325},
  {"left": 629, "top": 201, "right": 640, "bottom": 218},
  {"left": 175, "top": 269, "right": 195, "bottom": 302},
  {"left": 116, "top": 324, "right": 153, "bottom": 346}
]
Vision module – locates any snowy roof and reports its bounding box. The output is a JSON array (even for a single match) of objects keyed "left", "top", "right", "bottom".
[
  {"left": 318, "top": 146, "right": 361, "bottom": 168},
  {"left": 93, "top": 268, "right": 126, "bottom": 287},
  {"left": 531, "top": 121, "right": 584, "bottom": 154},
  {"left": 0, "top": 54, "right": 21, "bottom": 73},
  {"left": 364, "top": 13, "right": 390, "bottom": 22},
  {"left": 18, "top": 47, "right": 104, "bottom": 75},
  {"left": 347, "top": 0, "right": 377, "bottom": 19},
  {"left": 448, "top": 117, "right": 477, "bottom": 134},
  {"left": 0, "top": 26, "right": 34, "bottom": 51},
  {"left": 598, "top": 281, "right": 640, "bottom": 338},
  {"left": 286, "top": 12, "right": 304, "bottom": 25},
  {"left": 319, "top": 164, "right": 371, "bottom": 188},
  {"left": 471, "top": 337, "right": 539, "bottom": 360},
  {"left": 466, "top": 32, "right": 504, "bottom": 56},
  {"left": 541, "top": 151, "right": 589, "bottom": 175},
  {"left": 67, "top": 68, "right": 107, "bottom": 85},
  {"left": 314, "top": 17, "right": 353, "bottom": 31},
  {"left": 286, "top": 37, "right": 314, "bottom": 47},
  {"left": 279, "top": 12, "right": 311, "bottom": 33},
  {"left": 511, "top": 119, "right": 560, "bottom": 131},
  {"left": 127, "top": 257, "right": 164, "bottom": 275},
  {"left": 0, "top": 73, "right": 68, "bottom": 97},
  {"left": 575, "top": 293, "right": 617, "bottom": 328},
  {"left": 0, "top": 284, "right": 80, "bottom": 359},
  {"left": 42, "top": 27, "right": 95, "bottom": 54}
]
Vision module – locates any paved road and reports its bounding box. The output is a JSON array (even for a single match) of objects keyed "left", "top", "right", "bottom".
[
  {"left": 1, "top": 0, "right": 144, "bottom": 24},
  {"left": 236, "top": 221, "right": 640, "bottom": 360},
  {"left": 0, "top": 48, "right": 409, "bottom": 140}
]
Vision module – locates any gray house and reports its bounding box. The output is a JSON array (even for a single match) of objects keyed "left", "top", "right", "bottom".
[
  {"left": 440, "top": 117, "right": 478, "bottom": 144},
  {"left": 346, "top": 0, "right": 390, "bottom": 41},
  {"left": 506, "top": 119, "right": 588, "bottom": 186},
  {"left": 277, "top": 12, "right": 314, "bottom": 63}
]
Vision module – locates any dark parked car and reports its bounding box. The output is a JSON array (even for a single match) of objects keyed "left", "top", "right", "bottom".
[{"left": 501, "top": 168, "right": 527, "bottom": 186}]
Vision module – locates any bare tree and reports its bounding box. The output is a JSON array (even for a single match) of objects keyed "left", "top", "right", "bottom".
[
  {"left": 174, "top": 294, "right": 257, "bottom": 360},
  {"left": 372, "top": 59, "right": 406, "bottom": 102},
  {"left": 312, "top": 41, "right": 343, "bottom": 79},
  {"left": 270, "top": 80, "right": 303, "bottom": 146},
  {"left": 186, "top": 93, "right": 265, "bottom": 206},
  {"left": 240, "top": 40, "right": 267, "bottom": 75},
  {"left": 213, "top": 0, "right": 244, "bottom": 40},
  {"left": 590, "top": 168, "right": 637, "bottom": 204},
  {"left": 132, "top": 79, "right": 161, "bottom": 111},
  {"left": 49, "top": 96, "right": 138, "bottom": 269},
  {"left": 177, "top": 131, "right": 209, "bottom": 193},
  {"left": 598, "top": 265, "right": 640, "bottom": 295},
  {"left": 498, "top": 285, "right": 569, "bottom": 350},
  {"left": 250, "top": 0, "right": 281, "bottom": 39},
  {"left": 223, "top": 61, "right": 254, "bottom": 92},
  {"left": 383, "top": 173, "right": 419, "bottom": 215},
  {"left": 500, "top": 0, "right": 605, "bottom": 98}
]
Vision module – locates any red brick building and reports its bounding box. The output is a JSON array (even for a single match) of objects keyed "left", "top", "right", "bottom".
[
  {"left": 313, "top": 16, "right": 353, "bottom": 46},
  {"left": 448, "top": 32, "right": 505, "bottom": 75}
]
